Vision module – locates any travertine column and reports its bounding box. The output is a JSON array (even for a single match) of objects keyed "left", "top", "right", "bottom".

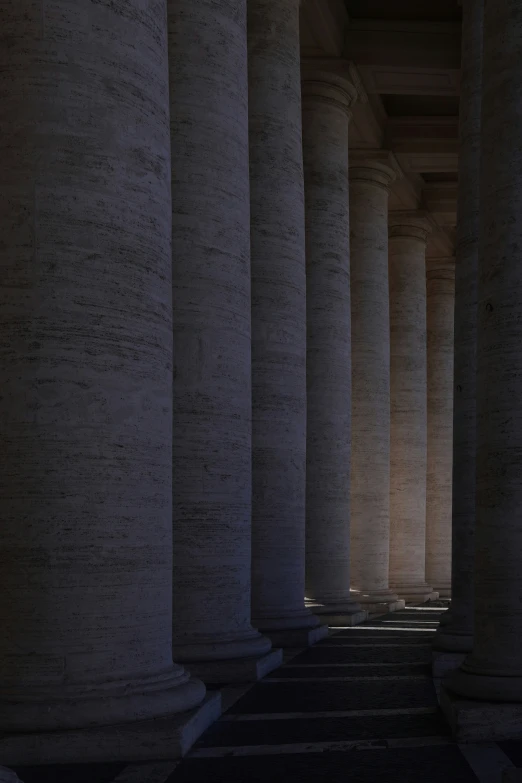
[
  {"left": 248, "top": 0, "right": 324, "bottom": 647},
  {"left": 0, "top": 0, "right": 205, "bottom": 735},
  {"left": 302, "top": 73, "right": 366, "bottom": 626},
  {"left": 426, "top": 259, "right": 455, "bottom": 598},
  {"left": 389, "top": 213, "right": 435, "bottom": 603},
  {"left": 435, "top": 0, "right": 482, "bottom": 655},
  {"left": 349, "top": 155, "right": 402, "bottom": 613},
  {"left": 169, "top": 0, "right": 279, "bottom": 683},
  {"left": 447, "top": 0, "right": 522, "bottom": 703}
]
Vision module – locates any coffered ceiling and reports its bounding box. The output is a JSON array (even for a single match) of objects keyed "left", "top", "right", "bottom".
[{"left": 300, "top": 0, "right": 461, "bottom": 258}]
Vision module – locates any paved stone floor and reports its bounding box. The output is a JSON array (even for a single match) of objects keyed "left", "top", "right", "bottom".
[{"left": 10, "top": 607, "right": 522, "bottom": 782}]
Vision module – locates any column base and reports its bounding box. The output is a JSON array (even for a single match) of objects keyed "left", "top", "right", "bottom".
[
  {"left": 185, "top": 648, "right": 283, "bottom": 684},
  {"left": 0, "top": 692, "right": 221, "bottom": 766},
  {"left": 432, "top": 651, "right": 466, "bottom": 699},
  {"left": 305, "top": 598, "right": 368, "bottom": 627},
  {"left": 433, "top": 650, "right": 467, "bottom": 680},
  {"left": 434, "top": 625, "right": 473, "bottom": 653},
  {"left": 365, "top": 599, "right": 406, "bottom": 615},
  {"left": 264, "top": 623, "right": 329, "bottom": 647},
  {"left": 173, "top": 629, "right": 273, "bottom": 662},
  {"left": 440, "top": 685, "right": 522, "bottom": 742},
  {"left": 407, "top": 592, "right": 439, "bottom": 604},
  {"left": 391, "top": 583, "right": 439, "bottom": 603},
  {"left": 253, "top": 608, "right": 327, "bottom": 647},
  {"left": 432, "top": 585, "right": 451, "bottom": 599},
  {"left": 351, "top": 589, "right": 405, "bottom": 615},
  {"left": 312, "top": 609, "right": 368, "bottom": 627},
  {"left": 446, "top": 661, "right": 522, "bottom": 703},
  {"left": 437, "top": 607, "right": 452, "bottom": 627},
  {"left": 1, "top": 668, "right": 207, "bottom": 733},
  {"left": 0, "top": 769, "right": 21, "bottom": 783}
]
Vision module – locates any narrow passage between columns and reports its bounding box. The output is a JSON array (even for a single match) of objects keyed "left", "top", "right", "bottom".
[{"left": 13, "top": 607, "right": 522, "bottom": 781}]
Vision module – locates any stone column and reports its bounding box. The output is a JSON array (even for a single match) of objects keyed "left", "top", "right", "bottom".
[
  {"left": 426, "top": 258, "right": 455, "bottom": 598},
  {"left": 349, "top": 154, "right": 403, "bottom": 614},
  {"left": 169, "top": 0, "right": 281, "bottom": 683},
  {"left": 445, "top": 0, "right": 522, "bottom": 707},
  {"left": 0, "top": 0, "right": 211, "bottom": 759},
  {"left": 248, "top": 0, "right": 325, "bottom": 647},
  {"left": 302, "top": 72, "right": 366, "bottom": 627},
  {"left": 435, "top": 0, "right": 482, "bottom": 657},
  {"left": 389, "top": 213, "right": 436, "bottom": 603}
]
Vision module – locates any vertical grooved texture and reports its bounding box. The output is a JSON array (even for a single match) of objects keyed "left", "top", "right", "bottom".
[
  {"left": 451, "top": 0, "right": 522, "bottom": 702},
  {"left": 426, "top": 260, "right": 455, "bottom": 597},
  {"left": 0, "top": 0, "right": 205, "bottom": 731},
  {"left": 436, "top": 0, "right": 482, "bottom": 654},
  {"left": 389, "top": 219, "right": 432, "bottom": 601},
  {"left": 302, "top": 78, "right": 358, "bottom": 608},
  {"left": 249, "top": 0, "right": 317, "bottom": 632},
  {"left": 169, "top": 0, "right": 270, "bottom": 662},
  {"left": 350, "top": 167, "right": 395, "bottom": 599}
]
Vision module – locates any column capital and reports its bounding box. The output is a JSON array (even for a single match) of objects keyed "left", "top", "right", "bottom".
[
  {"left": 301, "top": 69, "right": 358, "bottom": 117},
  {"left": 349, "top": 149, "right": 399, "bottom": 192},
  {"left": 389, "top": 211, "right": 432, "bottom": 244}
]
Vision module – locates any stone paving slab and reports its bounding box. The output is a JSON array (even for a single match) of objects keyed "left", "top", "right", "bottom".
[
  {"left": 227, "top": 678, "right": 438, "bottom": 714},
  {"left": 12, "top": 763, "right": 125, "bottom": 783},
  {"left": 195, "top": 711, "right": 451, "bottom": 747},
  {"left": 321, "top": 633, "right": 435, "bottom": 644},
  {"left": 7, "top": 605, "right": 487, "bottom": 783},
  {"left": 334, "top": 629, "right": 436, "bottom": 638},
  {"left": 170, "top": 745, "right": 479, "bottom": 783},
  {"left": 267, "top": 663, "right": 431, "bottom": 678},
  {"left": 289, "top": 644, "right": 432, "bottom": 664},
  {"left": 499, "top": 741, "right": 522, "bottom": 768}
]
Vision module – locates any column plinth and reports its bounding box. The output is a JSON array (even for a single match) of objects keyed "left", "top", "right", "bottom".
[
  {"left": 389, "top": 214, "right": 436, "bottom": 604},
  {"left": 349, "top": 155, "right": 401, "bottom": 613},
  {"left": 426, "top": 259, "right": 455, "bottom": 599},
  {"left": 302, "top": 73, "right": 366, "bottom": 627},
  {"left": 169, "top": 0, "right": 280, "bottom": 682},
  {"left": 248, "top": 0, "right": 325, "bottom": 649}
]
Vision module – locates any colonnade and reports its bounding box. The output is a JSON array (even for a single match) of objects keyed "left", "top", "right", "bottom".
[{"left": 0, "top": 0, "right": 463, "bottom": 761}]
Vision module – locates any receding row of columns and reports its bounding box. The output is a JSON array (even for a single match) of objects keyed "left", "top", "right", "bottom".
[{"left": 0, "top": 0, "right": 456, "bottom": 753}]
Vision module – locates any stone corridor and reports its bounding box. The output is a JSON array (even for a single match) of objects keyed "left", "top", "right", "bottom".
[
  {"left": 6, "top": 0, "right": 522, "bottom": 776},
  {"left": 10, "top": 607, "right": 522, "bottom": 783}
]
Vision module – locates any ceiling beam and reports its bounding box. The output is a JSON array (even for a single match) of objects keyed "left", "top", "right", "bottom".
[
  {"left": 385, "top": 118, "right": 459, "bottom": 173},
  {"left": 385, "top": 116, "right": 459, "bottom": 145},
  {"left": 344, "top": 20, "right": 461, "bottom": 70},
  {"left": 357, "top": 65, "right": 460, "bottom": 96}
]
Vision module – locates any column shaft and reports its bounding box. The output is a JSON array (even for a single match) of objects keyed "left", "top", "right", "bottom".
[
  {"left": 435, "top": 0, "right": 482, "bottom": 654},
  {"left": 248, "top": 0, "right": 323, "bottom": 646},
  {"left": 426, "top": 259, "right": 455, "bottom": 598},
  {"left": 169, "top": 0, "right": 277, "bottom": 680},
  {"left": 349, "top": 158, "right": 401, "bottom": 611},
  {"left": 0, "top": 0, "right": 204, "bottom": 732},
  {"left": 448, "top": 0, "right": 522, "bottom": 702},
  {"left": 389, "top": 214, "right": 435, "bottom": 603},
  {"left": 302, "top": 74, "right": 365, "bottom": 625}
]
